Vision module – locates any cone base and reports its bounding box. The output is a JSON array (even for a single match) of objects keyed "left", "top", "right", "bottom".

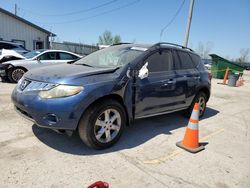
[{"left": 176, "top": 141, "right": 205, "bottom": 153}]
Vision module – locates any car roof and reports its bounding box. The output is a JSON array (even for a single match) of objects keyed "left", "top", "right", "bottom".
[
  {"left": 116, "top": 43, "right": 199, "bottom": 57},
  {"left": 0, "top": 40, "right": 23, "bottom": 46},
  {"left": 37, "top": 49, "right": 82, "bottom": 57}
]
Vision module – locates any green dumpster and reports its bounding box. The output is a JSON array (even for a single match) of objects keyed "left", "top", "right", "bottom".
[{"left": 209, "top": 54, "right": 245, "bottom": 79}]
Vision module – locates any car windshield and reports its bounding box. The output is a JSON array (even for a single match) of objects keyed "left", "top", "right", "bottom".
[
  {"left": 75, "top": 45, "right": 147, "bottom": 68},
  {"left": 23, "top": 49, "right": 45, "bottom": 59}
]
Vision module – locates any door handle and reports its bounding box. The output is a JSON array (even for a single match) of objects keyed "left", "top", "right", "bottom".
[
  {"left": 194, "top": 76, "right": 200, "bottom": 79},
  {"left": 161, "top": 79, "right": 176, "bottom": 87}
]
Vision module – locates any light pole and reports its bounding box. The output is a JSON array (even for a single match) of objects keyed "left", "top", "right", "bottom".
[{"left": 184, "top": 0, "right": 195, "bottom": 47}]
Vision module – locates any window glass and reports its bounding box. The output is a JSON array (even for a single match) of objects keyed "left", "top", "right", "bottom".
[
  {"left": 177, "top": 51, "right": 195, "bottom": 69},
  {"left": 145, "top": 50, "right": 173, "bottom": 72},
  {"left": 75, "top": 45, "right": 144, "bottom": 68},
  {"left": 39, "top": 52, "right": 57, "bottom": 60},
  {"left": 172, "top": 50, "right": 181, "bottom": 70},
  {"left": 0, "top": 43, "right": 15, "bottom": 50},
  {"left": 189, "top": 53, "right": 201, "bottom": 67},
  {"left": 59, "top": 52, "right": 76, "bottom": 60}
]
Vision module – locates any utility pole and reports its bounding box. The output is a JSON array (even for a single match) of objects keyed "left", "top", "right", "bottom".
[
  {"left": 15, "top": 4, "right": 17, "bottom": 15},
  {"left": 184, "top": 0, "right": 195, "bottom": 47}
]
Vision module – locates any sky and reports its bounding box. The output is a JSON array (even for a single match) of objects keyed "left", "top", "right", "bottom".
[{"left": 1, "top": 0, "right": 250, "bottom": 59}]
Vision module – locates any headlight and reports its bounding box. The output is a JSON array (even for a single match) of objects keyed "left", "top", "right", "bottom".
[{"left": 39, "top": 85, "right": 83, "bottom": 99}]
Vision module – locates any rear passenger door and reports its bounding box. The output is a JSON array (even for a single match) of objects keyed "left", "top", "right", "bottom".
[
  {"left": 57, "top": 52, "right": 79, "bottom": 64},
  {"left": 135, "top": 49, "right": 185, "bottom": 118},
  {"left": 174, "top": 50, "right": 200, "bottom": 106}
]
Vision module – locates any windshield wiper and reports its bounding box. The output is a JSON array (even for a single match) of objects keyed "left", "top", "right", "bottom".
[{"left": 78, "top": 63, "right": 94, "bottom": 67}]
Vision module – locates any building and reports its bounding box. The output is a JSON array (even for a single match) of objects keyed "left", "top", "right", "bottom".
[
  {"left": 0, "top": 7, "right": 56, "bottom": 51},
  {"left": 53, "top": 41, "right": 99, "bottom": 56}
]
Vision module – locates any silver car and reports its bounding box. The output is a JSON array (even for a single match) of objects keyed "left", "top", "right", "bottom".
[
  {"left": 0, "top": 49, "right": 82, "bottom": 82},
  {"left": 0, "top": 41, "right": 29, "bottom": 55}
]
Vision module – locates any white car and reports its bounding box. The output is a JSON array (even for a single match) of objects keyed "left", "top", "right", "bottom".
[{"left": 0, "top": 49, "right": 82, "bottom": 82}]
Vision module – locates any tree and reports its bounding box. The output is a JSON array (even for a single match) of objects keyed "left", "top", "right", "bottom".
[
  {"left": 237, "top": 48, "right": 250, "bottom": 63},
  {"left": 195, "top": 41, "right": 214, "bottom": 59},
  {"left": 98, "top": 30, "right": 122, "bottom": 45}
]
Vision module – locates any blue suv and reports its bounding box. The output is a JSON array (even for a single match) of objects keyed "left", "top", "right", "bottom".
[{"left": 12, "top": 43, "right": 211, "bottom": 149}]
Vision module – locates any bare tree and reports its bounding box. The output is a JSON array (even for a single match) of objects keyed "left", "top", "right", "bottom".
[
  {"left": 237, "top": 48, "right": 250, "bottom": 62},
  {"left": 195, "top": 41, "right": 214, "bottom": 59}
]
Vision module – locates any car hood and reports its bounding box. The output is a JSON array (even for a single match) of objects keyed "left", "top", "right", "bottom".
[
  {"left": 3, "top": 59, "right": 29, "bottom": 65},
  {"left": 24, "top": 64, "right": 118, "bottom": 84}
]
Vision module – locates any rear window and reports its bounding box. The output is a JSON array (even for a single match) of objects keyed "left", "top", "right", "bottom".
[
  {"left": 0, "top": 42, "right": 16, "bottom": 50},
  {"left": 189, "top": 53, "right": 201, "bottom": 67},
  {"left": 177, "top": 51, "right": 195, "bottom": 69}
]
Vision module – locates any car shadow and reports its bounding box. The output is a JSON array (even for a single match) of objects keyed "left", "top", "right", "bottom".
[{"left": 32, "top": 107, "right": 219, "bottom": 155}]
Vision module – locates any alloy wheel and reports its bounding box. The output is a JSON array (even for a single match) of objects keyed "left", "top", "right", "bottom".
[
  {"left": 12, "top": 69, "right": 25, "bottom": 82},
  {"left": 94, "top": 108, "right": 121, "bottom": 143},
  {"left": 198, "top": 96, "right": 206, "bottom": 115}
]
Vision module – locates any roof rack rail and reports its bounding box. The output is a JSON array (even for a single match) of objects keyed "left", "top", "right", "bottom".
[
  {"left": 111, "top": 42, "right": 132, "bottom": 46},
  {"left": 153, "top": 42, "right": 194, "bottom": 52}
]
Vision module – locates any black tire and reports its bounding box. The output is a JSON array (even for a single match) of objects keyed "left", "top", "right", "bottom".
[
  {"left": 8, "top": 67, "right": 26, "bottom": 83},
  {"left": 78, "top": 99, "right": 126, "bottom": 149},
  {"left": 183, "top": 91, "right": 207, "bottom": 118}
]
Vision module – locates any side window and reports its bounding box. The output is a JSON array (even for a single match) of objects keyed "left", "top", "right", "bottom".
[
  {"left": 59, "top": 52, "right": 76, "bottom": 60},
  {"left": 145, "top": 50, "right": 173, "bottom": 73},
  {"left": 39, "top": 52, "right": 57, "bottom": 60},
  {"left": 177, "top": 51, "right": 195, "bottom": 70},
  {"left": 172, "top": 50, "right": 181, "bottom": 70},
  {"left": 189, "top": 53, "right": 201, "bottom": 67}
]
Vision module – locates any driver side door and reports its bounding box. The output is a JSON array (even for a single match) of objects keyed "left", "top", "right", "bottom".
[{"left": 134, "top": 49, "right": 185, "bottom": 118}]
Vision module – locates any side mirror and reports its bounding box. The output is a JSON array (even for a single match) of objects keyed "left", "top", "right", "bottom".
[
  {"left": 36, "top": 57, "right": 41, "bottom": 62},
  {"left": 138, "top": 62, "right": 149, "bottom": 80}
]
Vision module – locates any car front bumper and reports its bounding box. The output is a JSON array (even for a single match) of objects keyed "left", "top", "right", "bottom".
[
  {"left": 0, "top": 64, "right": 8, "bottom": 77},
  {"left": 11, "top": 86, "right": 88, "bottom": 130}
]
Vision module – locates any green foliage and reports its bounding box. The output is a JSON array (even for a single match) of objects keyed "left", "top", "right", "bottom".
[{"left": 98, "top": 30, "right": 122, "bottom": 45}]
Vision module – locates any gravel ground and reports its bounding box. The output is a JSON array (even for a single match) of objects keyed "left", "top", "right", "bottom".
[{"left": 0, "top": 72, "right": 250, "bottom": 188}]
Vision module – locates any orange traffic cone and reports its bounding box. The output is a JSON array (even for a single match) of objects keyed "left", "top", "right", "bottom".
[
  {"left": 176, "top": 103, "right": 205, "bottom": 153},
  {"left": 222, "top": 67, "right": 229, "bottom": 85}
]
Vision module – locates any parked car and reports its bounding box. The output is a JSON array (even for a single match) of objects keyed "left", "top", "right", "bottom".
[
  {"left": 202, "top": 59, "right": 212, "bottom": 70},
  {"left": 0, "top": 41, "right": 29, "bottom": 55},
  {"left": 0, "top": 49, "right": 82, "bottom": 82},
  {"left": 0, "top": 49, "right": 26, "bottom": 64},
  {"left": 12, "top": 43, "right": 211, "bottom": 149}
]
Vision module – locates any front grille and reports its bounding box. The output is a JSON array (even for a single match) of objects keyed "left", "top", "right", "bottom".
[{"left": 18, "top": 79, "right": 57, "bottom": 92}]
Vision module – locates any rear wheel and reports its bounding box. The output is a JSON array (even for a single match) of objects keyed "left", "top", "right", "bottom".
[
  {"left": 184, "top": 91, "right": 207, "bottom": 118},
  {"left": 8, "top": 68, "right": 26, "bottom": 83},
  {"left": 78, "top": 99, "right": 126, "bottom": 149}
]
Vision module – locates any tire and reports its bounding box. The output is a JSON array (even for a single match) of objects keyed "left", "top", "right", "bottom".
[
  {"left": 8, "top": 67, "right": 26, "bottom": 83},
  {"left": 183, "top": 91, "right": 207, "bottom": 118},
  {"left": 78, "top": 99, "right": 126, "bottom": 149}
]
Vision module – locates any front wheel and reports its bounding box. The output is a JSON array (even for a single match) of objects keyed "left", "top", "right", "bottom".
[
  {"left": 184, "top": 91, "right": 207, "bottom": 118},
  {"left": 78, "top": 99, "right": 126, "bottom": 149},
  {"left": 8, "top": 68, "right": 26, "bottom": 83}
]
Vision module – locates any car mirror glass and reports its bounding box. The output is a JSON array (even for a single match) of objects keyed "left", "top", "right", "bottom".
[
  {"left": 36, "top": 57, "right": 41, "bottom": 62},
  {"left": 138, "top": 62, "right": 149, "bottom": 80}
]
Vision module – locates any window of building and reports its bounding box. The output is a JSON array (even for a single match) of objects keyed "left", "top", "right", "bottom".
[{"left": 12, "top": 39, "right": 25, "bottom": 48}]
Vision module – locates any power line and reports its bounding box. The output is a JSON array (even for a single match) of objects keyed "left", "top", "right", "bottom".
[
  {"left": 160, "top": 0, "right": 186, "bottom": 41},
  {"left": 34, "top": 0, "right": 140, "bottom": 25},
  {"left": 19, "top": 0, "right": 118, "bottom": 17}
]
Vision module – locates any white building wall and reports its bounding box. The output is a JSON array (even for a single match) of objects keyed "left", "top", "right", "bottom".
[{"left": 0, "top": 11, "right": 49, "bottom": 50}]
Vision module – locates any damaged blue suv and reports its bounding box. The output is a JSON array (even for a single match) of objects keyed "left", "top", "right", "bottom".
[{"left": 12, "top": 43, "right": 211, "bottom": 149}]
